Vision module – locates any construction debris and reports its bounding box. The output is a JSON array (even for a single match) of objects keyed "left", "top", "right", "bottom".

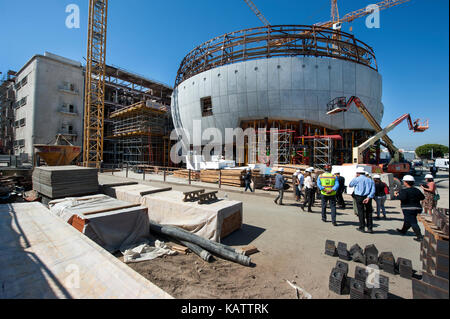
[
  {"left": 237, "top": 245, "right": 259, "bottom": 256},
  {"left": 33, "top": 166, "right": 98, "bottom": 199}
]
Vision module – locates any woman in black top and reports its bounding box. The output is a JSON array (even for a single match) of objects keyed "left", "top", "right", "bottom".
[{"left": 393, "top": 175, "right": 424, "bottom": 242}]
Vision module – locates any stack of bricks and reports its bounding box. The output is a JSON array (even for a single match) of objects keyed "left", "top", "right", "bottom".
[{"left": 413, "top": 208, "right": 449, "bottom": 299}]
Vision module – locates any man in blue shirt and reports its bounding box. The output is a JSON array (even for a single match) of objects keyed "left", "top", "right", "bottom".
[
  {"left": 274, "top": 168, "right": 286, "bottom": 206},
  {"left": 349, "top": 167, "right": 376, "bottom": 233}
]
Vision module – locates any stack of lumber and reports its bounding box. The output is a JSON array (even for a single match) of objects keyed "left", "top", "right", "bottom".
[
  {"left": 33, "top": 166, "right": 99, "bottom": 199},
  {"left": 413, "top": 209, "right": 449, "bottom": 299},
  {"left": 200, "top": 169, "right": 266, "bottom": 189},
  {"left": 173, "top": 169, "right": 200, "bottom": 181}
]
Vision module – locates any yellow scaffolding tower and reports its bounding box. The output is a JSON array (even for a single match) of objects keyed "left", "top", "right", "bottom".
[{"left": 83, "top": 0, "right": 108, "bottom": 168}]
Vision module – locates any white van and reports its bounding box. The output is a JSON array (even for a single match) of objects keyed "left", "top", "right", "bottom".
[{"left": 435, "top": 158, "right": 449, "bottom": 171}]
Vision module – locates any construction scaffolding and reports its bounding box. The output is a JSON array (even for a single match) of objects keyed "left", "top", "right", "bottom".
[
  {"left": 109, "top": 101, "right": 171, "bottom": 166},
  {"left": 102, "top": 65, "right": 173, "bottom": 166},
  {"left": 313, "top": 138, "right": 333, "bottom": 170}
]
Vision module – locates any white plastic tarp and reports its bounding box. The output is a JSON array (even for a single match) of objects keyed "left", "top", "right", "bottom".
[{"left": 48, "top": 195, "right": 150, "bottom": 253}]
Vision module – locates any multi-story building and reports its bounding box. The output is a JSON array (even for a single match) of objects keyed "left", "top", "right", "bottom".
[
  {"left": 0, "top": 71, "right": 17, "bottom": 155},
  {"left": 7, "top": 52, "right": 173, "bottom": 166},
  {"left": 12, "top": 52, "right": 85, "bottom": 162}
]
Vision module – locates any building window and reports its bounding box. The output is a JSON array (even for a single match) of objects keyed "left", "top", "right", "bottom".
[
  {"left": 61, "top": 82, "right": 76, "bottom": 93},
  {"left": 15, "top": 96, "right": 27, "bottom": 108},
  {"left": 19, "top": 118, "right": 26, "bottom": 127},
  {"left": 201, "top": 97, "right": 213, "bottom": 117},
  {"left": 69, "top": 104, "right": 75, "bottom": 113},
  {"left": 14, "top": 139, "right": 25, "bottom": 148}
]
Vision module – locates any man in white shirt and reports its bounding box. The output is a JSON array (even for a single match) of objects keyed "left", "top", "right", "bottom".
[{"left": 301, "top": 168, "right": 315, "bottom": 212}]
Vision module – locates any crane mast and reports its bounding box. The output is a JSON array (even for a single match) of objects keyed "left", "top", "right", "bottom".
[
  {"left": 243, "top": 0, "right": 270, "bottom": 26},
  {"left": 83, "top": 0, "right": 108, "bottom": 168}
]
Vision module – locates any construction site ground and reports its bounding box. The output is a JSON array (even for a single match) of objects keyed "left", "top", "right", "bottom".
[{"left": 99, "top": 169, "right": 449, "bottom": 299}]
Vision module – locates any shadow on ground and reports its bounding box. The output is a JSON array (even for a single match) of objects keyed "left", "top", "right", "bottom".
[{"left": 222, "top": 223, "right": 266, "bottom": 246}]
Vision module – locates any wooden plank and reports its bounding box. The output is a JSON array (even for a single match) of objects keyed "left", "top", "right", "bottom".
[
  {"left": 83, "top": 204, "right": 142, "bottom": 216},
  {"left": 169, "top": 244, "right": 189, "bottom": 254},
  {"left": 140, "top": 187, "right": 172, "bottom": 196},
  {"left": 238, "top": 245, "right": 259, "bottom": 256}
]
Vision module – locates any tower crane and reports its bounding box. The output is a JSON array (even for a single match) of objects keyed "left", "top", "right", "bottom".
[
  {"left": 83, "top": 0, "right": 109, "bottom": 168},
  {"left": 316, "top": 0, "right": 411, "bottom": 30}
]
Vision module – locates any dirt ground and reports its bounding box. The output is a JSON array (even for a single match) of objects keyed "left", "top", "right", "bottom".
[
  {"left": 120, "top": 251, "right": 295, "bottom": 299},
  {"left": 100, "top": 170, "right": 449, "bottom": 300}
]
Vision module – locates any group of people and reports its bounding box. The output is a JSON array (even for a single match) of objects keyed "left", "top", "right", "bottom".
[{"left": 258, "top": 165, "right": 439, "bottom": 242}]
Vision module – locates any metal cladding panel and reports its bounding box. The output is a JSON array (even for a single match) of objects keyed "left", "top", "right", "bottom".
[
  {"left": 236, "top": 63, "right": 246, "bottom": 94},
  {"left": 280, "top": 90, "right": 292, "bottom": 110},
  {"left": 279, "top": 58, "right": 292, "bottom": 90},
  {"left": 219, "top": 69, "right": 228, "bottom": 96},
  {"left": 256, "top": 59, "right": 268, "bottom": 92},
  {"left": 316, "top": 59, "right": 330, "bottom": 91},
  {"left": 171, "top": 56, "right": 383, "bottom": 144},
  {"left": 228, "top": 94, "right": 238, "bottom": 114},
  {"left": 245, "top": 60, "right": 258, "bottom": 93},
  {"left": 220, "top": 95, "right": 230, "bottom": 114},
  {"left": 247, "top": 92, "right": 258, "bottom": 114},
  {"left": 268, "top": 58, "right": 280, "bottom": 91},
  {"left": 291, "top": 58, "right": 305, "bottom": 90},
  {"left": 257, "top": 90, "right": 269, "bottom": 113},
  {"left": 227, "top": 66, "right": 238, "bottom": 95},
  {"left": 330, "top": 59, "right": 344, "bottom": 92},
  {"left": 303, "top": 58, "right": 317, "bottom": 91},
  {"left": 342, "top": 61, "right": 356, "bottom": 94}
]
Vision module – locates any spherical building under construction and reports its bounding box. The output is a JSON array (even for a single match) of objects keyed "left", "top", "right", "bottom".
[{"left": 171, "top": 25, "right": 383, "bottom": 166}]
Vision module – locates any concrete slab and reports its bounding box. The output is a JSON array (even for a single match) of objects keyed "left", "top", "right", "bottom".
[{"left": 0, "top": 202, "right": 173, "bottom": 299}]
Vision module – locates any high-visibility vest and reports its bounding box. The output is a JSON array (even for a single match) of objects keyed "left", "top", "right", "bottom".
[{"left": 320, "top": 173, "right": 336, "bottom": 196}]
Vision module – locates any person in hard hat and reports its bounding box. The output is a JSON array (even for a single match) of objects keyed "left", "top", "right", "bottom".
[
  {"left": 393, "top": 175, "right": 425, "bottom": 242},
  {"left": 243, "top": 168, "right": 254, "bottom": 193},
  {"left": 335, "top": 172, "right": 346, "bottom": 209},
  {"left": 296, "top": 169, "right": 305, "bottom": 201},
  {"left": 309, "top": 167, "right": 318, "bottom": 204},
  {"left": 421, "top": 174, "right": 437, "bottom": 215},
  {"left": 274, "top": 168, "right": 286, "bottom": 205},
  {"left": 317, "top": 166, "right": 340, "bottom": 226},
  {"left": 373, "top": 174, "right": 389, "bottom": 220},
  {"left": 349, "top": 167, "right": 376, "bottom": 233},
  {"left": 301, "top": 168, "right": 315, "bottom": 212},
  {"left": 293, "top": 171, "right": 300, "bottom": 201}
]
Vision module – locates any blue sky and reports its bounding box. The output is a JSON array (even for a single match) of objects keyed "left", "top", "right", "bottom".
[{"left": 0, "top": 0, "right": 448, "bottom": 150}]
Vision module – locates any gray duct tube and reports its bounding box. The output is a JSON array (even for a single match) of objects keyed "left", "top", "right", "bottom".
[
  {"left": 150, "top": 222, "right": 251, "bottom": 267},
  {"left": 179, "top": 240, "right": 212, "bottom": 262}
]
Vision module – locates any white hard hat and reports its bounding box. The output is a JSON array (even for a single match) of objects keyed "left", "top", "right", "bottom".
[
  {"left": 293, "top": 172, "right": 298, "bottom": 176},
  {"left": 305, "top": 168, "right": 312, "bottom": 173},
  {"left": 356, "top": 167, "right": 366, "bottom": 174},
  {"left": 373, "top": 174, "right": 381, "bottom": 179},
  {"left": 309, "top": 167, "right": 315, "bottom": 171},
  {"left": 296, "top": 170, "right": 301, "bottom": 174},
  {"left": 246, "top": 168, "right": 251, "bottom": 171},
  {"left": 279, "top": 168, "right": 284, "bottom": 172},
  {"left": 425, "top": 174, "right": 434, "bottom": 179},
  {"left": 403, "top": 175, "right": 415, "bottom": 182}
]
